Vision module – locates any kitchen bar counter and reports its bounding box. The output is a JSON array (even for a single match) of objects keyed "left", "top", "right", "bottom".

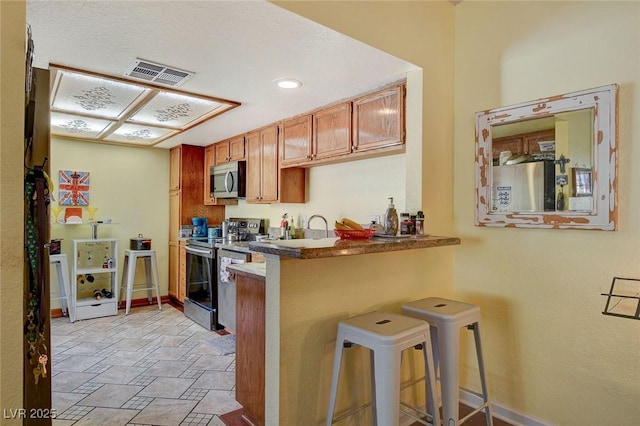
[
  {"left": 233, "top": 233, "right": 460, "bottom": 425},
  {"left": 249, "top": 235, "right": 460, "bottom": 259}
]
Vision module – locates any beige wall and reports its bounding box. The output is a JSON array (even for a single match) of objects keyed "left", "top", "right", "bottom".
[
  {"left": 454, "top": 1, "right": 640, "bottom": 424},
  {"left": 50, "top": 137, "right": 170, "bottom": 302},
  {"left": 0, "top": 1, "right": 26, "bottom": 420}
]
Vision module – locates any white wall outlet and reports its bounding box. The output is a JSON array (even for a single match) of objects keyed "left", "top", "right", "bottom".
[
  {"left": 369, "top": 215, "right": 381, "bottom": 224},
  {"left": 300, "top": 215, "right": 308, "bottom": 229}
]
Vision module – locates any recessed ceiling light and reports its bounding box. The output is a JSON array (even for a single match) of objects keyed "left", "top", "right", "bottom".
[{"left": 274, "top": 78, "right": 302, "bottom": 89}]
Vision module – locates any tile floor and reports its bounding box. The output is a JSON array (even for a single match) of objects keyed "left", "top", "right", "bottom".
[{"left": 51, "top": 303, "right": 241, "bottom": 425}]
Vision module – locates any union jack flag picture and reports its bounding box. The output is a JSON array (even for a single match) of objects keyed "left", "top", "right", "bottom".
[{"left": 59, "top": 170, "right": 90, "bottom": 206}]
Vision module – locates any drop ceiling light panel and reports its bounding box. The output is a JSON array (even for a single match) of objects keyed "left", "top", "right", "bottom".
[{"left": 49, "top": 65, "right": 240, "bottom": 147}]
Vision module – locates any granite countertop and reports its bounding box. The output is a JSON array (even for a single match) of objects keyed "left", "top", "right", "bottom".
[{"left": 248, "top": 235, "right": 461, "bottom": 259}]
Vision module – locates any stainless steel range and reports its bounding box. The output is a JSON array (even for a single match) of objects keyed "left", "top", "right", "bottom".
[
  {"left": 184, "top": 238, "right": 220, "bottom": 331},
  {"left": 184, "top": 218, "right": 266, "bottom": 331}
]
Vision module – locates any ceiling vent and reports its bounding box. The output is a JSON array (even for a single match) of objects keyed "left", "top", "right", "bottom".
[{"left": 124, "top": 59, "right": 193, "bottom": 87}]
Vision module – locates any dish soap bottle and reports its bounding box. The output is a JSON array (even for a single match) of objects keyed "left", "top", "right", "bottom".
[{"left": 383, "top": 197, "right": 399, "bottom": 236}]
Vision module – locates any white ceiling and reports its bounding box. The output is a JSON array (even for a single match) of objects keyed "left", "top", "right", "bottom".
[{"left": 27, "top": 0, "right": 419, "bottom": 149}]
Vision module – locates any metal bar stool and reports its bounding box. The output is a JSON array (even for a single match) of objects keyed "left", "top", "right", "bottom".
[
  {"left": 119, "top": 249, "right": 162, "bottom": 315},
  {"left": 402, "top": 297, "right": 493, "bottom": 426},
  {"left": 49, "top": 254, "right": 74, "bottom": 322},
  {"left": 327, "top": 311, "right": 440, "bottom": 426}
]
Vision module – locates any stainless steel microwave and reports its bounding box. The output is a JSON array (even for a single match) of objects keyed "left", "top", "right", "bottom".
[{"left": 210, "top": 160, "right": 246, "bottom": 199}]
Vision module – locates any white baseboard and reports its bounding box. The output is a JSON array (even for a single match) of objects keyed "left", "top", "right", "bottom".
[{"left": 459, "top": 389, "right": 556, "bottom": 426}]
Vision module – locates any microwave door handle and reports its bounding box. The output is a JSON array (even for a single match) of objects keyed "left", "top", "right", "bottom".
[{"left": 224, "top": 170, "right": 234, "bottom": 193}]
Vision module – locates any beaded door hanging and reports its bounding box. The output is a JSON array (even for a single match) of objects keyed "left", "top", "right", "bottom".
[{"left": 24, "top": 164, "right": 53, "bottom": 384}]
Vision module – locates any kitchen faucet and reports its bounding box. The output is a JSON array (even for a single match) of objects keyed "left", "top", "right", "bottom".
[{"left": 308, "top": 214, "right": 329, "bottom": 238}]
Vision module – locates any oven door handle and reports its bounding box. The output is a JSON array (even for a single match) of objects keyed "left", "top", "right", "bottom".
[{"left": 186, "top": 247, "right": 214, "bottom": 256}]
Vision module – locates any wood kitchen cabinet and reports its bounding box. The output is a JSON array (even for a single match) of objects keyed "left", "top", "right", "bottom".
[
  {"left": 279, "top": 85, "right": 404, "bottom": 169},
  {"left": 169, "top": 144, "right": 225, "bottom": 304},
  {"left": 314, "top": 101, "right": 352, "bottom": 160},
  {"left": 247, "top": 126, "right": 279, "bottom": 203},
  {"left": 279, "top": 103, "right": 351, "bottom": 167},
  {"left": 492, "top": 128, "right": 555, "bottom": 162},
  {"left": 279, "top": 115, "right": 312, "bottom": 167},
  {"left": 214, "top": 135, "right": 245, "bottom": 165},
  {"left": 168, "top": 240, "right": 186, "bottom": 303},
  {"left": 352, "top": 85, "right": 405, "bottom": 152},
  {"left": 247, "top": 125, "right": 306, "bottom": 204}
]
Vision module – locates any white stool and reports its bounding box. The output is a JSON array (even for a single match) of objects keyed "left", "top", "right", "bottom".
[
  {"left": 119, "top": 249, "right": 162, "bottom": 315},
  {"left": 402, "top": 297, "right": 493, "bottom": 426},
  {"left": 327, "top": 311, "right": 440, "bottom": 426},
  {"left": 49, "top": 254, "right": 73, "bottom": 322}
]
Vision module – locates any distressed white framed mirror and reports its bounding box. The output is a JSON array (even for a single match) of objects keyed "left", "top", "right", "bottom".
[{"left": 475, "top": 84, "right": 618, "bottom": 230}]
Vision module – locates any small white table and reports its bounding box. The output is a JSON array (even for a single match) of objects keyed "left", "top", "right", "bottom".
[{"left": 49, "top": 254, "right": 73, "bottom": 322}]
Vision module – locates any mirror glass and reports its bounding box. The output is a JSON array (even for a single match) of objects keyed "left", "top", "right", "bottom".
[{"left": 475, "top": 85, "right": 618, "bottom": 230}]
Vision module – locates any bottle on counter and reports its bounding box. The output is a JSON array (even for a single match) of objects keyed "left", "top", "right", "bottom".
[
  {"left": 280, "top": 213, "right": 288, "bottom": 239},
  {"left": 383, "top": 197, "right": 399, "bottom": 236},
  {"left": 415, "top": 211, "right": 425, "bottom": 236},
  {"left": 400, "top": 213, "right": 411, "bottom": 235},
  {"left": 370, "top": 220, "right": 385, "bottom": 235}
]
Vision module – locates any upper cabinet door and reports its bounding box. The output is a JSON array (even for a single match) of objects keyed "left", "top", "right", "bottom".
[
  {"left": 214, "top": 140, "right": 230, "bottom": 165},
  {"left": 313, "top": 102, "right": 351, "bottom": 160},
  {"left": 280, "top": 115, "right": 312, "bottom": 167},
  {"left": 352, "top": 85, "right": 404, "bottom": 152},
  {"left": 260, "top": 125, "right": 279, "bottom": 203},
  {"left": 246, "top": 130, "right": 263, "bottom": 202},
  {"left": 229, "top": 135, "right": 246, "bottom": 161}
]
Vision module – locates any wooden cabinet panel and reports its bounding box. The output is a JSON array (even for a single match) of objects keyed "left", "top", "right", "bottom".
[
  {"left": 178, "top": 243, "right": 186, "bottom": 303},
  {"left": 280, "top": 115, "right": 312, "bottom": 167},
  {"left": 169, "top": 190, "right": 181, "bottom": 242},
  {"left": 168, "top": 242, "right": 179, "bottom": 300},
  {"left": 236, "top": 273, "right": 265, "bottom": 426},
  {"left": 247, "top": 126, "right": 279, "bottom": 203},
  {"left": 314, "top": 102, "right": 352, "bottom": 160},
  {"left": 261, "top": 126, "right": 279, "bottom": 202},
  {"left": 229, "top": 135, "right": 246, "bottom": 161},
  {"left": 352, "top": 85, "right": 404, "bottom": 152},
  {"left": 203, "top": 145, "right": 215, "bottom": 205},
  {"left": 246, "top": 130, "right": 262, "bottom": 203},
  {"left": 214, "top": 135, "right": 245, "bottom": 165},
  {"left": 169, "top": 147, "right": 181, "bottom": 191}
]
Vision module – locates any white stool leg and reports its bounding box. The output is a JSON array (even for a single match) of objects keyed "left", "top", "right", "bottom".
[
  {"left": 438, "top": 322, "right": 460, "bottom": 426},
  {"left": 150, "top": 252, "right": 161, "bottom": 310},
  {"left": 326, "top": 333, "right": 345, "bottom": 426},
  {"left": 60, "top": 255, "right": 72, "bottom": 320},
  {"left": 472, "top": 322, "right": 493, "bottom": 426},
  {"left": 125, "top": 254, "right": 136, "bottom": 315},
  {"left": 373, "top": 346, "right": 402, "bottom": 426},
  {"left": 53, "top": 260, "right": 68, "bottom": 316},
  {"left": 144, "top": 256, "right": 153, "bottom": 304},
  {"left": 119, "top": 254, "right": 128, "bottom": 308},
  {"left": 422, "top": 332, "right": 441, "bottom": 426}
]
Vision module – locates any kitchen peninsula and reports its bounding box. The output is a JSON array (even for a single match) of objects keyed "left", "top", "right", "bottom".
[{"left": 228, "top": 235, "right": 460, "bottom": 425}]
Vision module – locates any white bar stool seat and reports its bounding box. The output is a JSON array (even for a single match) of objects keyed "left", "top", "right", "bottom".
[
  {"left": 49, "top": 254, "right": 73, "bottom": 322},
  {"left": 327, "top": 311, "right": 440, "bottom": 426},
  {"left": 402, "top": 297, "right": 493, "bottom": 426},
  {"left": 119, "top": 249, "right": 162, "bottom": 315}
]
